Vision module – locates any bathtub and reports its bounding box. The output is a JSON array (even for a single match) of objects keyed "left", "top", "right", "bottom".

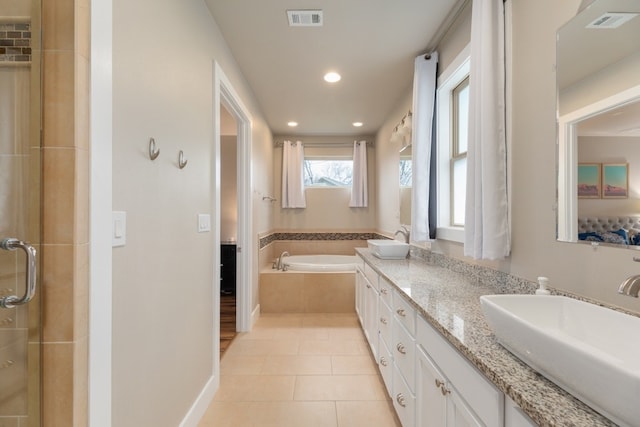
[
  {"left": 282, "top": 255, "right": 359, "bottom": 272},
  {"left": 260, "top": 254, "right": 358, "bottom": 313}
]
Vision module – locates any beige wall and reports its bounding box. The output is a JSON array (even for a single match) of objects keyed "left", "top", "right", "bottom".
[
  {"left": 111, "top": 1, "right": 272, "bottom": 425},
  {"left": 375, "top": 92, "right": 412, "bottom": 236},
  {"left": 272, "top": 136, "right": 377, "bottom": 231}
]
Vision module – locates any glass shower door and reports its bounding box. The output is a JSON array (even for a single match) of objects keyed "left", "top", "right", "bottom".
[{"left": 0, "top": 1, "right": 42, "bottom": 426}]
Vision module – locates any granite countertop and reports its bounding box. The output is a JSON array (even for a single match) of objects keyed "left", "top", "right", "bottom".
[{"left": 355, "top": 248, "right": 617, "bottom": 427}]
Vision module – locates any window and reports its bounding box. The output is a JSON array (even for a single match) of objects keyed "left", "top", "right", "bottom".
[
  {"left": 303, "top": 158, "right": 353, "bottom": 187},
  {"left": 437, "top": 45, "right": 470, "bottom": 242},
  {"left": 399, "top": 146, "right": 412, "bottom": 187},
  {"left": 399, "top": 159, "right": 412, "bottom": 187},
  {"left": 451, "top": 77, "right": 469, "bottom": 226}
]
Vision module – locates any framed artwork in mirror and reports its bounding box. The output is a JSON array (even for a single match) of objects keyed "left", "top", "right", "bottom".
[
  {"left": 578, "top": 163, "right": 601, "bottom": 198},
  {"left": 602, "top": 163, "right": 628, "bottom": 198}
]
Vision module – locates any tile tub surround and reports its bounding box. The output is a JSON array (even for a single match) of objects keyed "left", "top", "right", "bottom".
[
  {"left": 260, "top": 271, "right": 355, "bottom": 313},
  {"left": 356, "top": 248, "right": 618, "bottom": 427}
]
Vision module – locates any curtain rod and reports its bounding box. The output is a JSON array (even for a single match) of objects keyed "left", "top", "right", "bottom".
[{"left": 273, "top": 139, "right": 374, "bottom": 148}]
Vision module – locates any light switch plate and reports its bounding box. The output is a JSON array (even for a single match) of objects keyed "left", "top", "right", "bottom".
[
  {"left": 198, "top": 214, "right": 211, "bottom": 233},
  {"left": 112, "top": 211, "right": 127, "bottom": 247}
]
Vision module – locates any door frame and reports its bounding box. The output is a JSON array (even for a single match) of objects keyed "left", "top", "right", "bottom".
[{"left": 213, "top": 61, "right": 253, "bottom": 341}]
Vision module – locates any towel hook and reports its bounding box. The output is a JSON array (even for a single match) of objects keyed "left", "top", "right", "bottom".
[
  {"left": 178, "top": 150, "right": 188, "bottom": 169},
  {"left": 149, "top": 138, "right": 160, "bottom": 160}
]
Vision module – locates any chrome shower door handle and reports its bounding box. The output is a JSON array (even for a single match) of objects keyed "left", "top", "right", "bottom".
[{"left": 0, "top": 238, "right": 37, "bottom": 309}]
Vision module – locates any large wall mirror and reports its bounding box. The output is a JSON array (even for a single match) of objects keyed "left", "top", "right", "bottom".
[{"left": 557, "top": 0, "right": 640, "bottom": 248}]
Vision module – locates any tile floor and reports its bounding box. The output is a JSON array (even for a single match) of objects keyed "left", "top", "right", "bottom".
[{"left": 199, "top": 313, "right": 401, "bottom": 427}]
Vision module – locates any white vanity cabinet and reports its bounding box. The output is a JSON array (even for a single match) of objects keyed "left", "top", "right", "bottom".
[
  {"left": 416, "top": 315, "right": 504, "bottom": 427},
  {"left": 416, "top": 344, "right": 485, "bottom": 427},
  {"left": 355, "top": 254, "right": 530, "bottom": 427},
  {"left": 390, "top": 288, "right": 418, "bottom": 426},
  {"left": 355, "top": 263, "right": 379, "bottom": 360}
]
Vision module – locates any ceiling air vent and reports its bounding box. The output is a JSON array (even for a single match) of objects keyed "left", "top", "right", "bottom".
[
  {"left": 586, "top": 12, "right": 638, "bottom": 29},
  {"left": 287, "top": 10, "right": 323, "bottom": 27}
]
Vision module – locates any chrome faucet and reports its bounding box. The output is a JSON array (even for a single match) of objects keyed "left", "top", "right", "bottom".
[
  {"left": 275, "top": 251, "right": 290, "bottom": 270},
  {"left": 394, "top": 225, "right": 410, "bottom": 243},
  {"left": 618, "top": 275, "right": 640, "bottom": 297}
]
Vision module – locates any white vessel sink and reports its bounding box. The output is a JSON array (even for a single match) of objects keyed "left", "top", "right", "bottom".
[
  {"left": 480, "top": 294, "right": 640, "bottom": 427},
  {"left": 367, "top": 239, "right": 409, "bottom": 259}
]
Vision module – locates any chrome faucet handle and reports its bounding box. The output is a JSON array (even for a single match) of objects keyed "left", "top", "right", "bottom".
[{"left": 618, "top": 275, "right": 640, "bottom": 298}]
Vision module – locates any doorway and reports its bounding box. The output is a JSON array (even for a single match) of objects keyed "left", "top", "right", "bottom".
[
  {"left": 0, "top": 2, "right": 43, "bottom": 425},
  {"left": 219, "top": 104, "right": 238, "bottom": 355},
  {"left": 213, "top": 62, "right": 253, "bottom": 374}
]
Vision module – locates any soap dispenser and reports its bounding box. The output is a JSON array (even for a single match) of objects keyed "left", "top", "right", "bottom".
[{"left": 536, "top": 276, "right": 551, "bottom": 295}]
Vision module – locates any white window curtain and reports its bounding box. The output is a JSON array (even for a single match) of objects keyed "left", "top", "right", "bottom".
[
  {"left": 411, "top": 52, "right": 439, "bottom": 242},
  {"left": 464, "top": 0, "right": 510, "bottom": 260},
  {"left": 349, "top": 140, "right": 368, "bottom": 207},
  {"left": 281, "top": 140, "right": 306, "bottom": 208}
]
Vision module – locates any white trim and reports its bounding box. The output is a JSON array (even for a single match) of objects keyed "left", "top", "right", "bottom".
[
  {"left": 89, "top": 0, "right": 113, "bottom": 425},
  {"left": 437, "top": 226, "right": 465, "bottom": 243},
  {"left": 251, "top": 303, "right": 261, "bottom": 327},
  {"left": 178, "top": 376, "right": 220, "bottom": 427},
  {"left": 557, "top": 84, "right": 640, "bottom": 242},
  {"left": 215, "top": 64, "right": 253, "bottom": 334},
  {"left": 436, "top": 44, "right": 470, "bottom": 244}
]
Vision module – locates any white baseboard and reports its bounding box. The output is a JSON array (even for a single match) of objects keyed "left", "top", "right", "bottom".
[
  {"left": 251, "top": 303, "right": 261, "bottom": 328},
  {"left": 178, "top": 374, "right": 219, "bottom": 427}
]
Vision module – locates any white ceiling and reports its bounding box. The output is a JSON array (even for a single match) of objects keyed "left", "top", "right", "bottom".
[{"left": 205, "top": 0, "right": 462, "bottom": 136}]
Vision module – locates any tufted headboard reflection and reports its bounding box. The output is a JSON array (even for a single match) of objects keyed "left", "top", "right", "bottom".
[
  {"left": 577, "top": 217, "right": 640, "bottom": 246},
  {"left": 578, "top": 217, "right": 640, "bottom": 233}
]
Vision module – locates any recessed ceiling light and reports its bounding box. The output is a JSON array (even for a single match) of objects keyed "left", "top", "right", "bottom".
[
  {"left": 324, "top": 72, "right": 341, "bottom": 83},
  {"left": 352, "top": 122, "right": 363, "bottom": 127},
  {"left": 287, "top": 121, "right": 298, "bottom": 127}
]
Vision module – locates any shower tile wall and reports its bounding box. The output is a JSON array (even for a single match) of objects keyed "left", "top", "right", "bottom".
[{"left": 40, "top": 0, "right": 90, "bottom": 425}]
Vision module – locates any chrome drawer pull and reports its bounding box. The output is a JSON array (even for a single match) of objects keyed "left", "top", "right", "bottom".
[
  {"left": 380, "top": 357, "right": 388, "bottom": 367},
  {"left": 380, "top": 288, "right": 388, "bottom": 295},
  {"left": 380, "top": 317, "right": 388, "bottom": 325},
  {"left": 396, "top": 308, "right": 406, "bottom": 317},
  {"left": 435, "top": 379, "right": 445, "bottom": 388},
  {"left": 441, "top": 386, "right": 451, "bottom": 396},
  {"left": 396, "top": 393, "right": 407, "bottom": 407},
  {"left": 396, "top": 343, "right": 406, "bottom": 354}
]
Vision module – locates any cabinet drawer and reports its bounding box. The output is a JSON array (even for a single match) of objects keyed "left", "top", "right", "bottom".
[
  {"left": 378, "top": 298, "right": 392, "bottom": 347},
  {"left": 363, "top": 263, "right": 379, "bottom": 290},
  {"left": 378, "top": 276, "right": 393, "bottom": 307},
  {"left": 378, "top": 334, "right": 393, "bottom": 398},
  {"left": 417, "top": 315, "right": 503, "bottom": 427},
  {"left": 393, "top": 365, "right": 416, "bottom": 427},
  {"left": 392, "top": 318, "right": 416, "bottom": 393},
  {"left": 393, "top": 291, "right": 416, "bottom": 336}
]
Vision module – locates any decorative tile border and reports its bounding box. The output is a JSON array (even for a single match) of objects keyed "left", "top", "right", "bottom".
[
  {"left": 0, "top": 23, "right": 31, "bottom": 63},
  {"left": 259, "top": 232, "right": 387, "bottom": 249}
]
